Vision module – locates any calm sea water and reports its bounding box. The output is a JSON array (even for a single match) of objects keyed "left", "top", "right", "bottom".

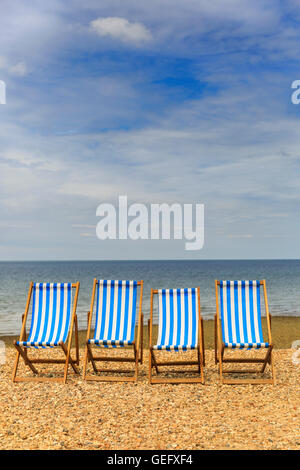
[{"left": 0, "top": 260, "right": 299, "bottom": 335}]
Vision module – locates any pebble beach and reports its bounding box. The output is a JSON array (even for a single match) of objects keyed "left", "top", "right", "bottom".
[{"left": 0, "top": 340, "right": 299, "bottom": 450}]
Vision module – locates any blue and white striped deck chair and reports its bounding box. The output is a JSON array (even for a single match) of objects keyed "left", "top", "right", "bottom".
[
  {"left": 149, "top": 288, "right": 205, "bottom": 384},
  {"left": 215, "top": 280, "right": 275, "bottom": 384},
  {"left": 83, "top": 279, "right": 144, "bottom": 382},
  {"left": 12, "top": 282, "right": 80, "bottom": 383}
]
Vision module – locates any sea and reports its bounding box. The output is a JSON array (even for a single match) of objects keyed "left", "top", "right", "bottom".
[{"left": 0, "top": 259, "right": 299, "bottom": 335}]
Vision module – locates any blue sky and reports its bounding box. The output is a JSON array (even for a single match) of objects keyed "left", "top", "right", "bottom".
[{"left": 0, "top": 0, "right": 300, "bottom": 260}]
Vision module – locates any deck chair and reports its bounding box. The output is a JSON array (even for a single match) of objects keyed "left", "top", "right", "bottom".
[
  {"left": 215, "top": 280, "right": 275, "bottom": 385},
  {"left": 12, "top": 282, "right": 80, "bottom": 383},
  {"left": 83, "top": 279, "right": 144, "bottom": 382},
  {"left": 149, "top": 288, "right": 205, "bottom": 384}
]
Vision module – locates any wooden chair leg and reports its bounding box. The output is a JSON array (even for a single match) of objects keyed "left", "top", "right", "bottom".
[
  {"left": 12, "top": 350, "right": 21, "bottom": 382},
  {"left": 74, "top": 315, "right": 79, "bottom": 365},
  {"left": 139, "top": 313, "right": 143, "bottom": 364},
  {"left": 219, "top": 344, "right": 224, "bottom": 384},
  {"left": 197, "top": 348, "right": 201, "bottom": 373},
  {"left": 201, "top": 318, "right": 205, "bottom": 367},
  {"left": 214, "top": 314, "right": 218, "bottom": 364},
  {"left": 270, "top": 349, "right": 276, "bottom": 384},
  {"left": 88, "top": 344, "right": 98, "bottom": 373},
  {"left": 82, "top": 345, "right": 89, "bottom": 379},
  {"left": 197, "top": 347, "right": 205, "bottom": 383},
  {"left": 134, "top": 344, "right": 139, "bottom": 382},
  {"left": 61, "top": 342, "right": 80, "bottom": 378},
  {"left": 13, "top": 342, "right": 38, "bottom": 375},
  {"left": 260, "top": 346, "right": 272, "bottom": 373},
  {"left": 150, "top": 348, "right": 159, "bottom": 374}
]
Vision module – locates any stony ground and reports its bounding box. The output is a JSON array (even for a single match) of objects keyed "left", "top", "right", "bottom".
[{"left": 0, "top": 345, "right": 299, "bottom": 450}]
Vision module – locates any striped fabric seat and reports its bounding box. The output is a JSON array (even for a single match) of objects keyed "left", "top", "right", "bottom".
[
  {"left": 88, "top": 280, "right": 138, "bottom": 348},
  {"left": 17, "top": 283, "right": 73, "bottom": 348},
  {"left": 219, "top": 280, "right": 268, "bottom": 349},
  {"left": 153, "top": 288, "right": 199, "bottom": 351}
]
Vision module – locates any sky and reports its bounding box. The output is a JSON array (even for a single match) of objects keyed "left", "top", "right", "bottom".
[{"left": 0, "top": 0, "right": 300, "bottom": 260}]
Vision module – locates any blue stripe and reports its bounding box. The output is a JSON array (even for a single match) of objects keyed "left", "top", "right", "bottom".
[
  {"left": 234, "top": 281, "right": 241, "bottom": 344},
  {"left": 168, "top": 290, "right": 174, "bottom": 346},
  {"left": 28, "top": 283, "right": 37, "bottom": 341},
  {"left": 121, "top": 281, "right": 130, "bottom": 342},
  {"left": 115, "top": 281, "right": 123, "bottom": 341},
  {"left": 249, "top": 281, "right": 256, "bottom": 344},
  {"left": 183, "top": 289, "right": 189, "bottom": 351},
  {"left": 40, "top": 283, "right": 50, "bottom": 343},
  {"left": 241, "top": 281, "right": 249, "bottom": 344},
  {"left": 226, "top": 282, "right": 233, "bottom": 345},
  {"left": 191, "top": 289, "right": 197, "bottom": 348},
  {"left": 54, "top": 284, "right": 65, "bottom": 344},
  {"left": 107, "top": 280, "right": 115, "bottom": 341},
  {"left": 256, "top": 283, "right": 264, "bottom": 343},
  {"left": 176, "top": 289, "right": 181, "bottom": 346},
  {"left": 94, "top": 282, "right": 100, "bottom": 338},
  {"left": 62, "top": 283, "right": 71, "bottom": 342},
  {"left": 161, "top": 290, "right": 167, "bottom": 346},
  {"left": 99, "top": 281, "right": 107, "bottom": 340},
  {"left": 129, "top": 281, "right": 137, "bottom": 342},
  {"left": 219, "top": 281, "right": 225, "bottom": 343},
  {"left": 47, "top": 283, "right": 57, "bottom": 346},
  {"left": 32, "top": 284, "right": 44, "bottom": 343}
]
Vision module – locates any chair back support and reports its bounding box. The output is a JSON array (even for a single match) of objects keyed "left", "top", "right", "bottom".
[
  {"left": 219, "top": 280, "right": 267, "bottom": 348},
  {"left": 156, "top": 288, "right": 199, "bottom": 350},
  {"left": 92, "top": 280, "right": 138, "bottom": 345},
  {"left": 26, "top": 283, "right": 72, "bottom": 346}
]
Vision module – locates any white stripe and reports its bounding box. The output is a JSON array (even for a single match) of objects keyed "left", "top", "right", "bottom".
[
  {"left": 126, "top": 281, "right": 134, "bottom": 341},
  {"left": 237, "top": 281, "right": 245, "bottom": 344},
  {"left": 103, "top": 284, "right": 111, "bottom": 340},
  {"left": 29, "top": 283, "right": 40, "bottom": 341},
  {"left": 164, "top": 290, "right": 170, "bottom": 346},
  {"left": 157, "top": 290, "right": 163, "bottom": 346},
  {"left": 230, "top": 282, "right": 237, "bottom": 344},
  {"left": 36, "top": 284, "right": 47, "bottom": 342},
  {"left": 195, "top": 289, "right": 199, "bottom": 346},
  {"left": 95, "top": 281, "right": 104, "bottom": 339},
  {"left": 180, "top": 289, "right": 185, "bottom": 346},
  {"left": 222, "top": 282, "right": 229, "bottom": 344},
  {"left": 187, "top": 289, "right": 193, "bottom": 346},
  {"left": 57, "top": 284, "right": 67, "bottom": 342},
  {"left": 245, "top": 281, "right": 252, "bottom": 343},
  {"left": 111, "top": 281, "right": 119, "bottom": 340},
  {"left": 118, "top": 281, "right": 127, "bottom": 340},
  {"left": 52, "top": 283, "right": 61, "bottom": 341},
  {"left": 44, "top": 283, "right": 54, "bottom": 342},
  {"left": 172, "top": 290, "right": 178, "bottom": 346},
  {"left": 252, "top": 281, "right": 261, "bottom": 343}
]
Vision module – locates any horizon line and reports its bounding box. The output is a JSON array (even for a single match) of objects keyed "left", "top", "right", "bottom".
[{"left": 0, "top": 258, "right": 299, "bottom": 262}]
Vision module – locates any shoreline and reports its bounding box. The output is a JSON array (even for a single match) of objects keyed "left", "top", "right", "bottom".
[{"left": 2, "top": 315, "right": 300, "bottom": 349}]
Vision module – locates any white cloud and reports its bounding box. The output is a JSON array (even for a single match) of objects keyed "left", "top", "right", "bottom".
[
  {"left": 0, "top": 56, "right": 7, "bottom": 69},
  {"left": 9, "top": 61, "right": 27, "bottom": 76},
  {"left": 0, "top": 56, "right": 28, "bottom": 76},
  {"left": 79, "top": 232, "right": 95, "bottom": 237},
  {"left": 90, "top": 17, "right": 152, "bottom": 44}
]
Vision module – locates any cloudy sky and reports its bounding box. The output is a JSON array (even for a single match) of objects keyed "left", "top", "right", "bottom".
[{"left": 0, "top": 0, "right": 300, "bottom": 260}]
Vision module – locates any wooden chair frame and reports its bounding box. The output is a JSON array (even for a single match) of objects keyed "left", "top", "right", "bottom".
[
  {"left": 12, "top": 282, "right": 80, "bottom": 384},
  {"left": 215, "top": 279, "right": 275, "bottom": 385},
  {"left": 149, "top": 288, "right": 205, "bottom": 384},
  {"left": 83, "top": 279, "right": 144, "bottom": 382}
]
